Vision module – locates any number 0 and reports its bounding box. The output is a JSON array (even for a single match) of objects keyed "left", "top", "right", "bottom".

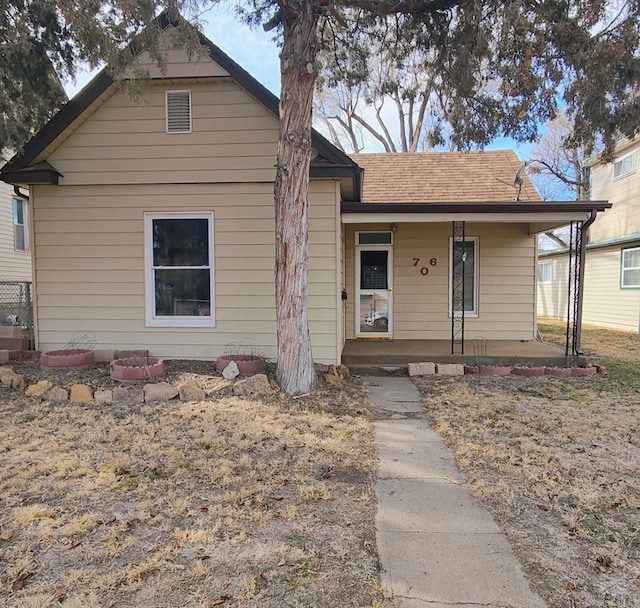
[{"left": 420, "top": 267, "right": 429, "bottom": 276}]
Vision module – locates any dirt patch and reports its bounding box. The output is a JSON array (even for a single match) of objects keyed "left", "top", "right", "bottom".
[
  {"left": 0, "top": 362, "right": 389, "bottom": 608},
  {"left": 412, "top": 323, "right": 640, "bottom": 608},
  {"left": 538, "top": 317, "right": 640, "bottom": 363}
]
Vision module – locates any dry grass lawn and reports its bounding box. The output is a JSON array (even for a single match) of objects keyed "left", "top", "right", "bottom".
[
  {"left": 0, "top": 362, "right": 386, "bottom": 608},
  {"left": 413, "top": 323, "right": 640, "bottom": 608}
]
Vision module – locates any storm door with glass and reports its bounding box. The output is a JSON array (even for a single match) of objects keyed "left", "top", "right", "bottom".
[{"left": 356, "top": 232, "right": 393, "bottom": 336}]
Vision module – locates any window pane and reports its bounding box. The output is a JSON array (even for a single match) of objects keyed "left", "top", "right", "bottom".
[
  {"left": 622, "top": 268, "right": 640, "bottom": 288},
  {"left": 155, "top": 268, "right": 210, "bottom": 316},
  {"left": 453, "top": 241, "right": 476, "bottom": 313},
  {"left": 359, "top": 232, "right": 392, "bottom": 245},
  {"left": 153, "top": 218, "right": 208, "bottom": 267},
  {"left": 360, "top": 250, "right": 388, "bottom": 289},
  {"left": 623, "top": 248, "right": 640, "bottom": 269},
  {"left": 538, "top": 262, "right": 552, "bottom": 283},
  {"left": 14, "top": 226, "right": 26, "bottom": 251},
  {"left": 13, "top": 199, "right": 24, "bottom": 224}
]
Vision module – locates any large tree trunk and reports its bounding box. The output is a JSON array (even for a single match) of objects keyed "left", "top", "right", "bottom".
[{"left": 274, "top": 2, "right": 319, "bottom": 394}]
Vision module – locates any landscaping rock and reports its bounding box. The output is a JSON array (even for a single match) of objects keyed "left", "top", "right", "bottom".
[
  {"left": 47, "top": 386, "right": 69, "bottom": 401},
  {"left": 112, "top": 386, "right": 144, "bottom": 404},
  {"left": 25, "top": 380, "right": 53, "bottom": 398},
  {"left": 0, "top": 350, "right": 9, "bottom": 364},
  {"left": 70, "top": 384, "right": 94, "bottom": 404},
  {"left": 596, "top": 365, "right": 607, "bottom": 375},
  {"left": 94, "top": 389, "right": 113, "bottom": 405},
  {"left": 408, "top": 362, "right": 436, "bottom": 376},
  {"left": 144, "top": 382, "right": 179, "bottom": 402},
  {"left": 233, "top": 374, "right": 273, "bottom": 397},
  {"left": 178, "top": 379, "right": 205, "bottom": 402},
  {"left": 436, "top": 363, "right": 465, "bottom": 376},
  {"left": 222, "top": 360, "right": 240, "bottom": 379},
  {"left": 0, "top": 366, "right": 25, "bottom": 389},
  {"left": 10, "top": 373, "right": 25, "bottom": 390},
  {"left": 324, "top": 373, "right": 346, "bottom": 387},
  {"left": 0, "top": 365, "right": 14, "bottom": 385}
]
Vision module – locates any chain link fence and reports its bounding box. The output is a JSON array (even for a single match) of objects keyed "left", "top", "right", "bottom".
[{"left": 0, "top": 280, "right": 33, "bottom": 348}]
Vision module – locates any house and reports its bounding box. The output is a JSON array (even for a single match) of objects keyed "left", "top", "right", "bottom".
[
  {"left": 0, "top": 180, "right": 31, "bottom": 281},
  {"left": 538, "top": 136, "right": 640, "bottom": 334},
  {"left": 0, "top": 14, "right": 610, "bottom": 365}
]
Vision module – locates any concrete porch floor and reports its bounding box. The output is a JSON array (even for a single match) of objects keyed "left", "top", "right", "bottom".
[{"left": 342, "top": 338, "right": 581, "bottom": 369}]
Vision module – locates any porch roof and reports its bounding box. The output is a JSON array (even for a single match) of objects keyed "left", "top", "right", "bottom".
[{"left": 341, "top": 200, "right": 612, "bottom": 234}]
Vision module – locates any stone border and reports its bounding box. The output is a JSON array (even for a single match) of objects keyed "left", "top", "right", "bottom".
[
  {"left": 40, "top": 349, "right": 95, "bottom": 370},
  {"left": 408, "top": 361, "right": 606, "bottom": 377},
  {"left": 215, "top": 355, "right": 265, "bottom": 377},
  {"left": 110, "top": 357, "right": 165, "bottom": 383}
]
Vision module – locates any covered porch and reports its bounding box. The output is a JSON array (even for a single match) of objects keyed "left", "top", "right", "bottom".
[{"left": 341, "top": 337, "right": 581, "bottom": 369}]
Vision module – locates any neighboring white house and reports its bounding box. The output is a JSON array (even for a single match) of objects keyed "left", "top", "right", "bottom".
[
  {"left": 0, "top": 180, "right": 32, "bottom": 280},
  {"left": 538, "top": 136, "right": 640, "bottom": 333}
]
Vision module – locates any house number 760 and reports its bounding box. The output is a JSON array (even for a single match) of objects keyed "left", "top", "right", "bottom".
[{"left": 413, "top": 258, "right": 438, "bottom": 275}]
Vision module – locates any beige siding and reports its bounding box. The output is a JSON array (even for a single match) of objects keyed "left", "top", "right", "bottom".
[
  {"left": 537, "top": 247, "right": 640, "bottom": 332},
  {"left": 345, "top": 222, "right": 536, "bottom": 340},
  {"left": 583, "top": 246, "right": 640, "bottom": 331},
  {"left": 0, "top": 182, "right": 32, "bottom": 280},
  {"left": 589, "top": 139, "right": 640, "bottom": 242},
  {"left": 31, "top": 181, "right": 340, "bottom": 363},
  {"left": 47, "top": 80, "right": 280, "bottom": 186},
  {"left": 536, "top": 255, "right": 570, "bottom": 320}
]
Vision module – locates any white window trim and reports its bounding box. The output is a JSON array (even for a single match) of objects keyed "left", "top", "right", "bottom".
[
  {"left": 12, "top": 198, "right": 28, "bottom": 252},
  {"left": 538, "top": 260, "right": 553, "bottom": 284},
  {"left": 613, "top": 151, "right": 636, "bottom": 181},
  {"left": 448, "top": 237, "right": 479, "bottom": 317},
  {"left": 356, "top": 230, "right": 394, "bottom": 246},
  {"left": 165, "top": 90, "right": 192, "bottom": 134},
  {"left": 621, "top": 246, "right": 640, "bottom": 289},
  {"left": 144, "top": 212, "right": 215, "bottom": 327}
]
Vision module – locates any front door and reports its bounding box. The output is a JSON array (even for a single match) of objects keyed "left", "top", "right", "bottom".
[{"left": 356, "top": 232, "right": 393, "bottom": 337}]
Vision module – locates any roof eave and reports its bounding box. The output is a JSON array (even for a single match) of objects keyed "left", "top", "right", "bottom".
[{"left": 341, "top": 201, "right": 611, "bottom": 214}]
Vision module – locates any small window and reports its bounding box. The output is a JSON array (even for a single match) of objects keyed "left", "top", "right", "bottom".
[
  {"left": 166, "top": 90, "right": 192, "bottom": 133},
  {"left": 538, "top": 261, "right": 553, "bottom": 284},
  {"left": 12, "top": 198, "right": 28, "bottom": 251},
  {"left": 358, "top": 232, "right": 392, "bottom": 245},
  {"left": 449, "top": 237, "right": 478, "bottom": 316},
  {"left": 613, "top": 152, "right": 636, "bottom": 180},
  {"left": 621, "top": 246, "right": 640, "bottom": 289},
  {"left": 145, "top": 213, "right": 214, "bottom": 327}
]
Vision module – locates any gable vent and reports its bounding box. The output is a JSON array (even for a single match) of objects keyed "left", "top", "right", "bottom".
[{"left": 166, "top": 91, "right": 192, "bottom": 133}]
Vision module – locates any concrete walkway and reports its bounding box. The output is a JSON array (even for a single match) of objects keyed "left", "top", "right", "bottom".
[{"left": 364, "top": 376, "right": 547, "bottom": 608}]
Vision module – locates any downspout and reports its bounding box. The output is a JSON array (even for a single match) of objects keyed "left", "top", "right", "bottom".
[
  {"left": 574, "top": 209, "right": 598, "bottom": 354},
  {"left": 13, "top": 185, "right": 29, "bottom": 200}
]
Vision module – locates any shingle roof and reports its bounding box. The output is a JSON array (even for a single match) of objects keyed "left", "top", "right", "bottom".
[{"left": 350, "top": 151, "right": 541, "bottom": 203}]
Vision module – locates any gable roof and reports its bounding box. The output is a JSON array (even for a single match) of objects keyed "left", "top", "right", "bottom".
[
  {"left": 350, "top": 151, "right": 540, "bottom": 203},
  {"left": 1, "top": 11, "right": 359, "bottom": 189}
]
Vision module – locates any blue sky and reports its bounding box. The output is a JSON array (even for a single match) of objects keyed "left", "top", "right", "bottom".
[{"left": 64, "top": 4, "right": 531, "bottom": 158}]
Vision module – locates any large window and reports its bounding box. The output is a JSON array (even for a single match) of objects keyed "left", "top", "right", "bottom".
[
  {"left": 12, "top": 198, "right": 28, "bottom": 251},
  {"left": 144, "top": 213, "right": 214, "bottom": 327},
  {"left": 537, "top": 260, "right": 553, "bottom": 284},
  {"left": 449, "top": 237, "right": 478, "bottom": 316},
  {"left": 613, "top": 152, "right": 636, "bottom": 180},
  {"left": 621, "top": 246, "right": 640, "bottom": 289}
]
